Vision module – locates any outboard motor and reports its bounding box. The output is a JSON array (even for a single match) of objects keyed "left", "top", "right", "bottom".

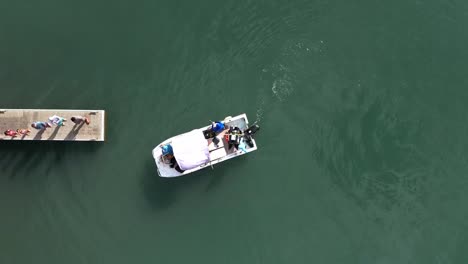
[{"left": 243, "top": 124, "right": 260, "bottom": 148}]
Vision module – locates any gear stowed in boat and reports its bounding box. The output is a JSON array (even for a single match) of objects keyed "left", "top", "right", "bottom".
[{"left": 152, "top": 113, "right": 260, "bottom": 177}]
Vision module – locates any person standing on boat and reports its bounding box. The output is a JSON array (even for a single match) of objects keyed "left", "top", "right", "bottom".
[
  {"left": 226, "top": 126, "right": 242, "bottom": 150},
  {"left": 31, "top": 121, "right": 51, "bottom": 130},
  {"left": 48, "top": 115, "right": 67, "bottom": 126}
]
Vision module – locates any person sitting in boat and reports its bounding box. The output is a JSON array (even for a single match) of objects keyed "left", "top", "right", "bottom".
[
  {"left": 161, "top": 144, "right": 174, "bottom": 160},
  {"left": 211, "top": 121, "right": 225, "bottom": 134},
  {"left": 170, "top": 158, "right": 184, "bottom": 173},
  {"left": 161, "top": 144, "right": 184, "bottom": 173}
]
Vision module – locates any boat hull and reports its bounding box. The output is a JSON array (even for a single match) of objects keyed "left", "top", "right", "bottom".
[{"left": 152, "top": 113, "right": 258, "bottom": 177}]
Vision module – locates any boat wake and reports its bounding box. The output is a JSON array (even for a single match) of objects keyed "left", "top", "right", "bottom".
[{"left": 255, "top": 39, "right": 320, "bottom": 124}]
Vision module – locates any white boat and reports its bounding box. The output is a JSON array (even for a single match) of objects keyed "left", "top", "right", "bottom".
[{"left": 152, "top": 113, "right": 260, "bottom": 177}]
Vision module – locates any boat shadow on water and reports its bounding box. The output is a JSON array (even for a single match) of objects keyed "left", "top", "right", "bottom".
[
  {"left": 0, "top": 141, "right": 102, "bottom": 180},
  {"left": 140, "top": 156, "right": 247, "bottom": 211}
]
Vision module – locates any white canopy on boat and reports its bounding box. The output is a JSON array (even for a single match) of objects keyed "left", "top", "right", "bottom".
[{"left": 172, "top": 129, "right": 210, "bottom": 171}]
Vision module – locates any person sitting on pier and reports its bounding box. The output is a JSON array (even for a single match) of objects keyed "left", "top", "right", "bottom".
[
  {"left": 71, "top": 116, "right": 90, "bottom": 125},
  {"left": 48, "top": 115, "right": 67, "bottom": 126},
  {"left": 16, "top": 128, "right": 31, "bottom": 136},
  {"left": 4, "top": 129, "right": 18, "bottom": 137},
  {"left": 31, "top": 121, "right": 51, "bottom": 130}
]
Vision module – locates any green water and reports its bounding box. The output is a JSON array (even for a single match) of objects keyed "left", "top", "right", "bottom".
[{"left": 1, "top": 0, "right": 468, "bottom": 263}]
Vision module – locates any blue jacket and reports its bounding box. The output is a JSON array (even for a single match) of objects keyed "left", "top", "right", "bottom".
[{"left": 212, "top": 121, "right": 225, "bottom": 133}]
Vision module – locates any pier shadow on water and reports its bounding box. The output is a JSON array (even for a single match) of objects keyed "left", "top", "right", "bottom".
[{"left": 0, "top": 141, "right": 102, "bottom": 180}]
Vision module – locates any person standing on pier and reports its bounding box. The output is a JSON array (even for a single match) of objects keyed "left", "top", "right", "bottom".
[
  {"left": 31, "top": 121, "right": 51, "bottom": 130},
  {"left": 4, "top": 129, "right": 18, "bottom": 137},
  {"left": 48, "top": 115, "right": 67, "bottom": 126},
  {"left": 71, "top": 115, "right": 90, "bottom": 125},
  {"left": 16, "top": 128, "right": 31, "bottom": 136}
]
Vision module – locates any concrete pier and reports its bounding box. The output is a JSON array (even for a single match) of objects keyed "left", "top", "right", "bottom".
[{"left": 0, "top": 109, "right": 105, "bottom": 141}]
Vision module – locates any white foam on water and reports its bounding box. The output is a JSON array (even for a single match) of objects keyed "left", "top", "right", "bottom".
[
  {"left": 271, "top": 78, "right": 293, "bottom": 102},
  {"left": 255, "top": 97, "right": 265, "bottom": 123},
  {"left": 255, "top": 40, "right": 320, "bottom": 123}
]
